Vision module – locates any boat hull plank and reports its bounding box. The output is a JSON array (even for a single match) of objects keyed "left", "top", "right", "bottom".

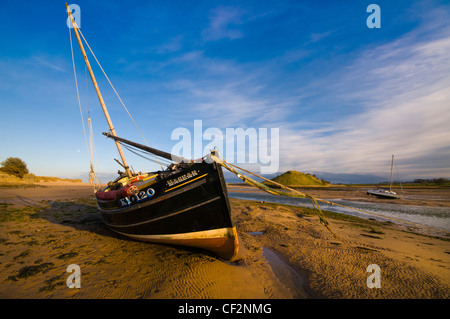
[
  {"left": 113, "top": 227, "right": 239, "bottom": 260},
  {"left": 96, "top": 162, "right": 239, "bottom": 260}
]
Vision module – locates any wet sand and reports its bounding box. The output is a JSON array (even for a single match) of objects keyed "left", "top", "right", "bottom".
[{"left": 0, "top": 183, "right": 449, "bottom": 299}]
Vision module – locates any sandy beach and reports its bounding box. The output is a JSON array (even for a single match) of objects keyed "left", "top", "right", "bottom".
[{"left": 0, "top": 183, "right": 449, "bottom": 299}]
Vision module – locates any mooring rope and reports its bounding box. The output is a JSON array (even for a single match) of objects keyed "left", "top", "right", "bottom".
[
  {"left": 210, "top": 154, "right": 336, "bottom": 236},
  {"left": 210, "top": 154, "right": 447, "bottom": 236}
]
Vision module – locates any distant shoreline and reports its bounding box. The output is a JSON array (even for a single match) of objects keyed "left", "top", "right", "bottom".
[
  {"left": 0, "top": 181, "right": 90, "bottom": 189},
  {"left": 0, "top": 173, "right": 86, "bottom": 189},
  {"left": 227, "top": 183, "right": 450, "bottom": 207}
]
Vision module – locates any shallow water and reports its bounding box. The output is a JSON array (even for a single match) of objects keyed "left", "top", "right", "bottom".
[
  {"left": 248, "top": 231, "right": 264, "bottom": 236},
  {"left": 230, "top": 192, "right": 450, "bottom": 233},
  {"left": 262, "top": 247, "right": 311, "bottom": 299}
]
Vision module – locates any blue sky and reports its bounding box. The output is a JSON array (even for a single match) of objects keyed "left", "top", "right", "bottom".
[{"left": 0, "top": 1, "right": 449, "bottom": 183}]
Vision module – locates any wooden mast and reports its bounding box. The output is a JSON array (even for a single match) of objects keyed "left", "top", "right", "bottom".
[
  {"left": 389, "top": 154, "right": 394, "bottom": 191},
  {"left": 66, "top": 3, "right": 132, "bottom": 178}
]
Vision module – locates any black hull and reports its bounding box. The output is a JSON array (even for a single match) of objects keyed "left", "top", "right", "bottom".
[{"left": 96, "top": 161, "right": 238, "bottom": 260}]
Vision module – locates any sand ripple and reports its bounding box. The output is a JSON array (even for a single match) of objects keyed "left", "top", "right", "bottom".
[{"left": 1, "top": 185, "right": 449, "bottom": 299}]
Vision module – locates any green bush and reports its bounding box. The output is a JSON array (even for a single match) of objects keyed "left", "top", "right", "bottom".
[{"left": 0, "top": 157, "right": 29, "bottom": 179}]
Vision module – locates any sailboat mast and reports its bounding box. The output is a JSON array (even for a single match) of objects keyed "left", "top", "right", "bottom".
[
  {"left": 66, "top": 4, "right": 132, "bottom": 178},
  {"left": 389, "top": 154, "right": 394, "bottom": 191}
]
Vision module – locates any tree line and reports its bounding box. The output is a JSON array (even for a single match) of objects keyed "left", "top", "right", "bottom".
[{"left": 0, "top": 157, "right": 29, "bottom": 179}]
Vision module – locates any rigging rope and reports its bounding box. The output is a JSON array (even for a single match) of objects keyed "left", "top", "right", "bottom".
[
  {"left": 70, "top": 27, "right": 101, "bottom": 191},
  {"left": 210, "top": 153, "right": 335, "bottom": 236},
  {"left": 69, "top": 27, "right": 89, "bottom": 160},
  {"left": 395, "top": 159, "right": 404, "bottom": 196},
  {"left": 120, "top": 142, "right": 173, "bottom": 168},
  {"left": 85, "top": 64, "right": 100, "bottom": 187},
  {"left": 210, "top": 153, "right": 447, "bottom": 236},
  {"left": 75, "top": 27, "right": 164, "bottom": 170},
  {"left": 87, "top": 114, "right": 101, "bottom": 189}
]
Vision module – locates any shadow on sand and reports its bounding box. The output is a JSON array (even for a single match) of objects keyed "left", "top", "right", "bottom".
[{"left": 35, "top": 198, "right": 222, "bottom": 259}]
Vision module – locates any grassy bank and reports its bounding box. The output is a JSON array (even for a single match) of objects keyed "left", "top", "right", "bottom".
[{"left": 0, "top": 173, "right": 82, "bottom": 188}]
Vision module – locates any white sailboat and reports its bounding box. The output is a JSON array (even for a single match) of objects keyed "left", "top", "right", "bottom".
[{"left": 367, "top": 155, "right": 403, "bottom": 199}]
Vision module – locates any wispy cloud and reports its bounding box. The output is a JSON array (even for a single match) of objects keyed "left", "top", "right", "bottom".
[
  {"left": 159, "top": 49, "right": 299, "bottom": 128},
  {"left": 279, "top": 49, "right": 311, "bottom": 64},
  {"left": 0, "top": 55, "right": 69, "bottom": 95},
  {"left": 202, "top": 6, "right": 244, "bottom": 41},
  {"left": 310, "top": 30, "right": 333, "bottom": 43},
  {"left": 120, "top": 4, "right": 450, "bottom": 180},
  {"left": 157, "top": 35, "right": 183, "bottom": 54},
  {"left": 279, "top": 16, "right": 450, "bottom": 178},
  {"left": 31, "top": 55, "right": 68, "bottom": 73},
  {"left": 165, "top": 76, "right": 294, "bottom": 128}
]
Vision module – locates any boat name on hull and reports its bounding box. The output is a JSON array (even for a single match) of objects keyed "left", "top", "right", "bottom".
[{"left": 167, "top": 170, "right": 199, "bottom": 187}]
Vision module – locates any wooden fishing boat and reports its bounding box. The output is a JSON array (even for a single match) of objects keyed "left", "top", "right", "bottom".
[{"left": 66, "top": 5, "right": 238, "bottom": 260}]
